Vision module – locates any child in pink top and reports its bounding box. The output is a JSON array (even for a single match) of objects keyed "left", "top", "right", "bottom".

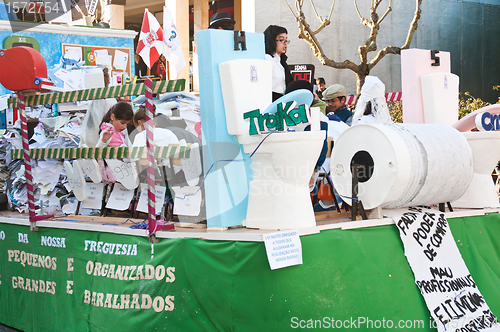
[{"left": 97, "top": 102, "right": 134, "bottom": 147}]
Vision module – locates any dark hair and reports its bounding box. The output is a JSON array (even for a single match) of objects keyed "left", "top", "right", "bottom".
[
  {"left": 263, "top": 25, "right": 288, "bottom": 56},
  {"left": 316, "top": 77, "right": 325, "bottom": 85},
  {"left": 100, "top": 102, "right": 134, "bottom": 129},
  {"left": 363, "top": 101, "right": 372, "bottom": 116},
  {"left": 133, "top": 105, "right": 156, "bottom": 125}
]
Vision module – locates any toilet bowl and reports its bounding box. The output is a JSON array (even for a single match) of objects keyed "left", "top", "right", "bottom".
[
  {"left": 453, "top": 131, "right": 500, "bottom": 208},
  {"left": 238, "top": 131, "right": 324, "bottom": 229},
  {"left": 219, "top": 59, "right": 325, "bottom": 229}
]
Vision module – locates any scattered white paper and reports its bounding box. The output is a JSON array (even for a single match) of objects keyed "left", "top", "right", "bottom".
[
  {"left": 33, "top": 161, "right": 63, "bottom": 193},
  {"left": 81, "top": 183, "right": 104, "bottom": 209},
  {"left": 94, "top": 50, "right": 112, "bottom": 67},
  {"left": 62, "top": 197, "right": 78, "bottom": 214},
  {"left": 113, "top": 50, "right": 129, "bottom": 70},
  {"left": 105, "top": 183, "right": 134, "bottom": 211},
  {"left": 0, "top": 94, "right": 9, "bottom": 110},
  {"left": 263, "top": 230, "right": 303, "bottom": 270},
  {"left": 54, "top": 68, "right": 84, "bottom": 90},
  {"left": 32, "top": 123, "right": 47, "bottom": 144},
  {"left": 64, "top": 46, "right": 83, "bottom": 62},
  {"left": 136, "top": 183, "right": 166, "bottom": 215},
  {"left": 170, "top": 186, "right": 201, "bottom": 216}
]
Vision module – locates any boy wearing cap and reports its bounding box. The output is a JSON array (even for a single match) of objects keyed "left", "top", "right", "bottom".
[
  {"left": 323, "top": 84, "right": 353, "bottom": 125},
  {"left": 209, "top": 12, "right": 235, "bottom": 30}
]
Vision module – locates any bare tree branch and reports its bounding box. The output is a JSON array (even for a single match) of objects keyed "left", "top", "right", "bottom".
[
  {"left": 309, "top": 0, "right": 322, "bottom": 20},
  {"left": 378, "top": 0, "right": 392, "bottom": 24},
  {"left": 284, "top": 0, "right": 299, "bottom": 21},
  {"left": 288, "top": 0, "right": 422, "bottom": 96},
  {"left": 368, "top": 0, "right": 422, "bottom": 69},
  {"left": 354, "top": 0, "right": 370, "bottom": 26}
]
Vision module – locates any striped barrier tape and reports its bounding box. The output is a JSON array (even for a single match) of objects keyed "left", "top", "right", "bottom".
[
  {"left": 11, "top": 145, "right": 191, "bottom": 160},
  {"left": 346, "top": 92, "right": 402, "bottom": 105},
  {"left": 7, "top": 79, "right": 186, "bottom": 108}
]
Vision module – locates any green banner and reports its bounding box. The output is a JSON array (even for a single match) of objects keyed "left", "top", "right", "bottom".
[{"left": 0, "top": 214, "right": 499, "bottom": 331}]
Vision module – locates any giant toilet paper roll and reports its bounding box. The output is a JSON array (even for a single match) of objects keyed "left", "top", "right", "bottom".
[{"left": 331, "top": 124, "right": 474, "bottom": 210}]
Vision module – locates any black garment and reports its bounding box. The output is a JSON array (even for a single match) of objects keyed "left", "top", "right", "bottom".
[
  {"left": 135, "top": 57, "right": 148, "bottom": 78},
  {"left": 280, "top": 53, "right": 293, "bottom": 88},
  {"left": 272, "top": 92, "right": 283, "bottom": 102}
]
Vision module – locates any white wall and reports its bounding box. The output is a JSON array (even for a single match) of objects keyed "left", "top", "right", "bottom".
[{"left": 254, "top": 0, "right": 418, "bottom": 95}]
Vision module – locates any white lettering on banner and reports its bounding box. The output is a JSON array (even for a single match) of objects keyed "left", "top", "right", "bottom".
[
  {"left": 84, "top": 240, "right": 138, "bottom": 256},
  {"left": 0, "top": 230, "right": 5, "bottom": 240},
  {"left": 391, "top": 207, "right": 499, "bottom": 332},
  {"left": 7, "top": 250, "right": 57, "bottom": 270},
  {"left": 83, "top": 290, "right": 174, "bottom": 312},
  {"left": 263, "top": 230, "right": 302, "bottom": 270},
  {"left": 41, "top": 236, "right": 66, "bottom": 248},
  {"left": 18, "top": 233, "right": 28, "bottom": 243},
  {"left": 85, "top": 261, "right": 175, "bottom": 282},
  {"left": 11, "top": 276, "right": 56, "bottom": 294}
]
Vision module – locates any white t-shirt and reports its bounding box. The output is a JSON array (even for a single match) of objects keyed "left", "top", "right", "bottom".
[
  {"left": 265, "top": 53, "right": 286, "bottom": 94},
  {"left": 132, "top": 128, "right": 180, "bottom": 168}
]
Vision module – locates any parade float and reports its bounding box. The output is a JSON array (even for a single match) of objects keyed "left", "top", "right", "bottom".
[{"left": 0, "top": 24, "right": 498, "bottom": 332}]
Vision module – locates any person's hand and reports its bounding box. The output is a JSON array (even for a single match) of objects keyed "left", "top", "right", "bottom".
[{"left": 102, "top": 127, "right": 113, "bottom": 143}]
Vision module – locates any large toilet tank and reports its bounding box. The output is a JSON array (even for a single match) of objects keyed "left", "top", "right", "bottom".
[{"left": 219, "top": 59, "right": 272, "bottom": 136}]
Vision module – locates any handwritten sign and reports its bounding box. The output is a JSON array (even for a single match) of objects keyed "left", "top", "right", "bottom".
[
  {"left": 392, "top": 207, "right": 499, "bottom": 332},
  {"left": 170, "top": 186, "right": 201, "bottom": 216},
  {"left": 105, "top": 183, "right": 134, "bottom": 211},
  {"left": 263, "top": 230, "right": 302, "bottom": 270},
  {"left": 77, "top": 159, "right": 102, "bottom": 184},
  {"left": 63, "top": 161, "right": 86, "bottom": 201},
  {"left": 105, "top": 159, "right": 139, "bottom": 190},
  {"left": 136, "top": 183, "right": 166, "bottom": 215},
  {"left": 81, "top": 183, "right": 104, "bottom": 209}
]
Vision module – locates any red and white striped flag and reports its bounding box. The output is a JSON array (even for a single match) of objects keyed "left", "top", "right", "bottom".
[{"left": 136, "top": 9, "right": 163, "bottom": 68}]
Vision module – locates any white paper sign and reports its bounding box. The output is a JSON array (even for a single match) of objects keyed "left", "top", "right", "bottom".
[
  {"left": 171, "top": 186, "right": 201, "bottom": 216},
  {"left": 64, "top": 46, "right": 83, "bottom": 62},
  {"left": 391, "top": 207, "right": 499, "bottom": 332},
  {"left": 0, "top": 94, "right": 9, "bottom": 110},
  {"left": 113, "top": 50, "right": 129, "bottom": 70},
  {"left": 81, "top": 183, "right": 104, "bottom": 209},
  {"left": 76, "top": 159, "right": 102, "bottom": 184},
  {"left": 136, "top": 183, "right": 167, "bottom": 215},
  {"left": 105, "top": 159, "right": 139, "bottom": 190},
  {"left": 105, "top": 183, "right": 134, "bottom": 211},
  {"left": 263, "top": 230, "right": 302, "bottom": 270},
  {"left": 63, "top": 161, "right": 86, "bottom": 201}
]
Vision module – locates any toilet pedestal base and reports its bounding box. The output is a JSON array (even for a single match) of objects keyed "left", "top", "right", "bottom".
[
  {"left": 453, "top": 173, "right": 500, "bottom": 208},
  {"left": 243, "top": 180, "right": 316, "bottom": 230}
]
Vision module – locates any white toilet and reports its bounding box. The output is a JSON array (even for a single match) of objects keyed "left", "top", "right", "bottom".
[
  {"left": 219, "top": 59, "right": 325, "bottom": 230},
  {"left": 453, "top": 131, "right": 500, "bottom": 208}
]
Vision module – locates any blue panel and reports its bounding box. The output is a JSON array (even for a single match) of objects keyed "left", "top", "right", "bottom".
[
  {"left": 197, "top": 29, "right": 265, "bottom": 228},
  {"left": 0, "top": 27, "right": 135, "bottom": 95}
]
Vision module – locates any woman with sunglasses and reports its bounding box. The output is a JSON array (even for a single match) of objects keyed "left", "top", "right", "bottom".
[{"left": 264, "top": 25, "right": 293, "bottom": 101}]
